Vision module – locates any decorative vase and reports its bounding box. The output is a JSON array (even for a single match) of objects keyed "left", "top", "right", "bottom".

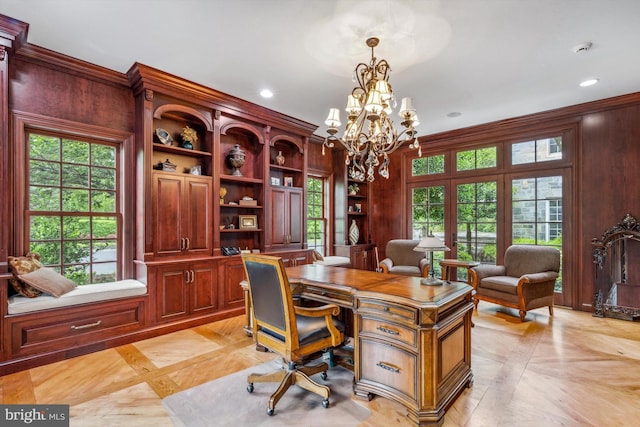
[
  {"left": 275, "top": 150, "right": 285, "bottom": 166},
  {"left": 349, "top": 220, "right": 359, "bottom": 245},
  {"left": 182, "top": 141, "right": 193, "bottom": 150},
  {"left": 227, "top": 144, "right": 246, "bottom": 176}
]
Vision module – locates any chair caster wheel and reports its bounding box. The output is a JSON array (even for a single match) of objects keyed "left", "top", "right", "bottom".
[
  {"left": 267, "top": 407, "right": 275, "bottom": 416},
  {"left": 247, "top": 383, "right": 254, "bottom": 393},
  {"left": 321, "top": 372, "right": 328, "bottom": 380},
  {"left": 322, "top": 398, "right": 329, "bottom": 409}
]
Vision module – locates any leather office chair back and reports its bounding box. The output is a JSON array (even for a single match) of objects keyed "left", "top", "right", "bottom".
[{"left": 244, "top": 257, "right": 288, "bottom": 336}]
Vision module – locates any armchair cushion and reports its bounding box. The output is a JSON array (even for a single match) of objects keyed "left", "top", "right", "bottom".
[{"left": 479, "top": 276, "right": 519, "bottom": 295}]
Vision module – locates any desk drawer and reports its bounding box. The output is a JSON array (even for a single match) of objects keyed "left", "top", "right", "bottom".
[
  {"left": 301, "top": 285, "right": 352, "bottom": 306},
  {"left": 359, "top": 338, "right": 417, "bottom": 400},
  {"left": 9, "top": 298, "right": 145, "bottom": 357},
  {"left": 360, "top": 316, "right": 417, "bottom": 348},
  {"left": 358, "top": 298, "right": 417, "bottom": 323}
]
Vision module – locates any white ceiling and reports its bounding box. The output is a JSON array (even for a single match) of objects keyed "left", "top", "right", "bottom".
[{"left": 2, "top": 0, "right": 640, "bottom": 138}]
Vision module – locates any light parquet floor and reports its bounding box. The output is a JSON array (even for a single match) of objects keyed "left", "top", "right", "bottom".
[{"left": 1, "top": 303, "right": 638, "bottom": 426}]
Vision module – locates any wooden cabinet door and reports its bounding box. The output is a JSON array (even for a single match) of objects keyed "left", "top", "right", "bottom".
[
  {"left": 271, "top": 187, "right": 287, "bottom": 245},
  {"left": 157, "top": 266, "right": 188, "bottom": 320},
  {"left": 270, "top": 187, "right": 303, "bottom": 247},
  {"left": 184, "top": 177, "right": 212, "bottom": 255},
  {"left": 220, "top": 258, "right": 246, "bottom": 308},
  {"left": 153, "top": 173, "right": 212, "bottom": 257},
  {"left": 288, "top": 188, "right": 303, "bottom": 245},
  {"left": 190, "top": 262, "right": 216, "bottom": 313},
  {"left": 154, "top": 173, "right": 184, "bottom": 257}
]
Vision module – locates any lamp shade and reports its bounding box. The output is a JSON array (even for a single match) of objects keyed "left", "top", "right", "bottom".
[
  {"left": 345, "top": 94, "right": 362, "bottom": 114},
  {"left": 399, "top": 97, "right": 416, "bottom": 116},
  {"left": 413, "top": 235, "right": 450, "bottom": 252},
  {"left": 325, "top": 108, "right": 341, "bottom": 128}
]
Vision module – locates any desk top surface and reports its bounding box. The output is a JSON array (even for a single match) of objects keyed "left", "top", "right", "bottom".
[{"left": 286, "top": 264, "right": 471, "bottom": 309}]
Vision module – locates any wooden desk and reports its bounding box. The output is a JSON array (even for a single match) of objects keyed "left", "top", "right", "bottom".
[{"left": 285, "top": 264, "right": 474, "bottom": 427}]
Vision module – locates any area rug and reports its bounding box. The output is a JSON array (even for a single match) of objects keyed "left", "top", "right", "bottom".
[{"left": 162, "top": 358, "right": 370, "bottom": 427}]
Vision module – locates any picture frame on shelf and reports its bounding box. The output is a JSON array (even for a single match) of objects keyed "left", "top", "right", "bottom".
[
  {"left": 271, "top": 177, "right": 281, "bottom": 186},
  {"left": 239, "top": 215, "right": 258, "bottom": 229},
  {"left": 190, "top": 165, "right": 201, "bottom": 175},
  {"left": 284, "top": 177, "right": 293, "bottom": 187}
]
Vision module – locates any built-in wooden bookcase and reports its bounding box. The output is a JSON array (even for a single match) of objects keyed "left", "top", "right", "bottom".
[{"left": 219, "top": 121, "right": 265, "bottom": 252}]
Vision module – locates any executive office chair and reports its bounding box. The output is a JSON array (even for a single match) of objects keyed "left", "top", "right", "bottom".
[{"left": 241, "top": 254, "right": 345, "bottom": 416}]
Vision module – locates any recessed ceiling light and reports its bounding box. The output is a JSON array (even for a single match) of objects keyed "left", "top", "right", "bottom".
[
  {"left": 447, "top": 112, "right": 462, "bottom": 118},
  {"left": 580, "top": 78, "right": 599, "bottom": 87},
  {"left": 260, "top": 89, "right": 273, "bottom": 98}
]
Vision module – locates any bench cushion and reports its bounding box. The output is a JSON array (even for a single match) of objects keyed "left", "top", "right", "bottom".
[
  {"left": 8, "top": 279, "right": 147, "bottom": 315},
  {"left": 313, "top": 256, "right": 351, "bottom": 267}
]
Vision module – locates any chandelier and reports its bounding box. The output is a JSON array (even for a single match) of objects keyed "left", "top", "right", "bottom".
[{"left": 323, "top": 37, "right": 421, "bottom": 182}]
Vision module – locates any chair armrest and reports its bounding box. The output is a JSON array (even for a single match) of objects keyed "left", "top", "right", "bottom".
[
  {"left": 379, "top": 258, "right": 393, "bottom": 274},
  {"left": 419, "top": 258, "right": 430, "bottom": 278},
  {"left": 520, "top": 271, "right": 559, "bottom": 284},
  {"left": 294, "top": 304, "right": 340, "bottom": 317},
  {"left": 294, "top": 304, "right": 342, "bottom": 345},
  {"left": 472, "top": 264, "right": 506, "bottom": 280}
]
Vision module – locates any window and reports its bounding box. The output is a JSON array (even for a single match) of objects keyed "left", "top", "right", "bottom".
[
  {"left": 456, "top": 147, "right": 497, "bottom": 171},
  {"left": 512, "top": 136, "right": 562, "bottom": 165},
  {"left": 456, "top": 181, "right": 497, "bottom": 263},
  {"left": 412, "top": 154, "right": 445, "bottom": 176},
  {"left": 306, "top": 176, "right": 326, "bottom": 254},
  {"left": 511, "top": 176, "right": 563, "bottom": 245},
  {"left": 411, "top": 185, "right": 446, "bottom": 277},
  {"left": 511, "top": 175, "right": 563, "bottom": 291},
  {"left": 27, "top": 132, "right": 120, "bottom": 285},
  {"left": 411, "top": 186, "right": 445, "bottom": 240}
]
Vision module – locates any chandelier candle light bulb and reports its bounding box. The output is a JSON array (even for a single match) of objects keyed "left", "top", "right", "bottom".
[{"left": 323, "top": 37, "right": 420, "bottom": 182}]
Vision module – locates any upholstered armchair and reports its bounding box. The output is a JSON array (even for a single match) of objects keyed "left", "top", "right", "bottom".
[
  {"left": 241, "top": 254, "right": 345, "bottom": 415},
  {"left": 379, "top": 239, "right": 430, "bottom": 277},
  {"left": 469, "top": 245, "right": 560, "bottom": 321}
]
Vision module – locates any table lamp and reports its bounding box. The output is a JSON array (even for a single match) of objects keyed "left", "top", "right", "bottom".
[{"left": 413, "top": 235, "right": 451, "bottom": 285}]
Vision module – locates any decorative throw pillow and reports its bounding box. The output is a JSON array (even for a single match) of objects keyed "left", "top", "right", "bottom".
[
  {"left": 8, "top": 252, "right": 43, "bottom": 298},
  {"left": 19, "top": 267, "right": 77, "bottom": 297},
  {"left": 313, "top": 250, "right": 324, "bottom": 261}
]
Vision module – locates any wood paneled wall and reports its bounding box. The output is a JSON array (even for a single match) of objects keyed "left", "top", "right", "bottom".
[{"left": 369, "top": 94, "right": 640, "bottom": 311}]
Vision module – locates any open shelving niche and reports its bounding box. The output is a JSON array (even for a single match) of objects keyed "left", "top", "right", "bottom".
[
  {"left": 218, "top": 121, "right": 265, "bottom": 253},
  {"left": 152, "top": 103, "right": 213, "bottom": 176}
]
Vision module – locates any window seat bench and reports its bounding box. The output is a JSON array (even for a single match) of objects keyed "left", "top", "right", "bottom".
[
  {"left": 312, "top": 256, "right": 351, "bottom": 267},
  {"left": 7, "top": 279, "right": 147, "bottom": 315}
]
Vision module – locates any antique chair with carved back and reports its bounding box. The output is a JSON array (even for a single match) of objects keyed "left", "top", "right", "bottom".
[{"left": 240, "top": 253, "right": 345, "bottom": 415}]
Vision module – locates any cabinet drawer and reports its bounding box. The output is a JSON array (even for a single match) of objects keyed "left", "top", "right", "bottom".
[
  {"left": 358, "top": 298, "right": 417, "bottom": 323},
  {"left": 9, "top": 298, "right": 145, "bottom": 357},
  {"left": 360, "top": 316, "right": 417, "bottom": 348},
  {"left": 359, "top": 338, "right": 417, "bottom": 400}
]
